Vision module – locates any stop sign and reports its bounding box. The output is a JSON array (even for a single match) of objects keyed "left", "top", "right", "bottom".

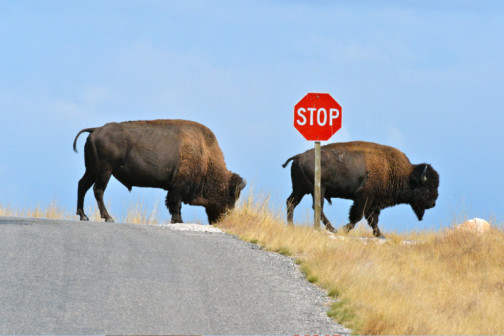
[{"left": 294, "top": 93, "right": 342, "bottom": 141}]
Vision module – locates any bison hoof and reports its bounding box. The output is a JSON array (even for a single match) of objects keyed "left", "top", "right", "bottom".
[
  {"left": 105, "top": 218, "right": 115, "bottom": 223},
  {"left": 77, "top": 210, "right": 89, "bottom": 221},
  {"left": 373, "top": 230, "right": 385, "bottom": 239},
  {"left": 325, "top": 224, "right": 336, "bottom": 233}
]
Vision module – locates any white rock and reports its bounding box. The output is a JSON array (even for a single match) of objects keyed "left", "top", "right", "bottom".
[{"left": 456, "top": 218, "right": 491, "bottom": 233}]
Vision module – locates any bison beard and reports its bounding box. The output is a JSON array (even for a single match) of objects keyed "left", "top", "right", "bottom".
[
  {"left": 283, "top": 141, "right": 439, "bottom": 238},
  {"left": 73, "top": 119, "right": 246, "bottom": 224}
]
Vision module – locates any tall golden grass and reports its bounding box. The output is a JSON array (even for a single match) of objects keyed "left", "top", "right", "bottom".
[
  {"left": 0, "top": 201, "right": 73, "bottom": 220},
  {"left": 217, "top": 193, "right": 504, "bottom": 335},
  {"left": 2, "top": 195, "right": 503, "bottom": 334},
  {"left": 0, "top": 200, "right": 159, "bottom": 224}
]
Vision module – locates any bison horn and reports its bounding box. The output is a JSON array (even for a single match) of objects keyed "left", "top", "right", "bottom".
[
  {"left": 421, "top": 165, "right": 428, "bottom": 184},
  {"left": 239, "top": 179, "right": 247, "bottom": 190}
]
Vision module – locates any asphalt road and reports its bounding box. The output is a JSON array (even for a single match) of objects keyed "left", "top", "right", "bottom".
[{"left": 0, "top": 216, "right": 350, "bottom": 335}]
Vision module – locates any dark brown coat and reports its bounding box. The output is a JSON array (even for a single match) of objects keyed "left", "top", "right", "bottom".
[
  {"left": 73, "top": 119, "right": 246, "bottom": 223},
  {"left": 282, "top": 141, "right": 439, "bottom": 237}
]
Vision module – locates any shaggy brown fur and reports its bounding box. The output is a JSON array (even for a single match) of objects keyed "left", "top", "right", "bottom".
[
  {"left": 283, "top": 141, "right": 439, "bottom": 237},
  {"left": 73, "top": 119, "right": 246, "bottom": 223}
]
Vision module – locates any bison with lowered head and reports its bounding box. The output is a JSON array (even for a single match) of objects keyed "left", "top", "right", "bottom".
[
  {"left": 282, "top": 141, "right": 439, "bottom": 238},
  {"left": 73, "top": 119, "right": 246, "bottom": 224}
]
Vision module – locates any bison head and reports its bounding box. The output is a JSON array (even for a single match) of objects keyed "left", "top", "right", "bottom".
[
  {"left": 206, "top": 173, "right": 246, "bottom": 224},
  {"left": 410, "top": 164, "right": 440, "bottom": 220}
]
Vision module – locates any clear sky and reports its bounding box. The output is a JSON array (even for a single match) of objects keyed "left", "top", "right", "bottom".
[{"left": 1, "top": 1, "right": 503, "bottom": 233}]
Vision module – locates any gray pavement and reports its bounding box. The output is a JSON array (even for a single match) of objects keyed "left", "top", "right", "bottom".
[{"left": 0, "top": 216, "right": 350, "bottom": 335}]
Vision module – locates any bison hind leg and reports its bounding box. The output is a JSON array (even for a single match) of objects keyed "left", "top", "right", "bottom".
[
  {"left": 308, "top": 187, "right": 335, "bottom": 233},
  {"left": 286, "top": 190, "right": 305, "bottom": 225},
  {"left": 93, "top": 170, "right": 114, "bottom": 222},
  {"left": 321, "top": 211, "right": 335, "bottom": 232},
  {"left": 77, "top": 209, "right": 89, "bottom": 221},
  {"left": 76, "top": 170, "right": 95, "bottom": 221},
  {"left": 318, "top": 189, "right": 335, "bottom": 232}
]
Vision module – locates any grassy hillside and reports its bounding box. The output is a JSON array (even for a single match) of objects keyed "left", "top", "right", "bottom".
[
  {"left": 217, "top": 193, "right": 504, "bottom": 335},
  {"left": 2, "top": 197, "right": 503, "bottom": 334}
]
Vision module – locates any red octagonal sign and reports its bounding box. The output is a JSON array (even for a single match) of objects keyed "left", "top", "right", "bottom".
[{"left": 294, "top": 92, "right": 342, "bottom": 141}]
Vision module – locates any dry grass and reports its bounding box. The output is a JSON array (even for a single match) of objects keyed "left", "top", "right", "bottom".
[
  {"left": 217, "top": 193, "right": 504, "bottom": 335},
  {"left": 0, "top": 201, "right": 73, "bottom": 220},
  {"left": 122, "top": 199, "right": 160, "bottom": 225},
  {"left": 0, "top": 200, "right": 159, "bottom": 224}
]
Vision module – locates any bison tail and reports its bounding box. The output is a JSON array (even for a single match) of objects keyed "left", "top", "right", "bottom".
[
  {"left": 73, "top": 128, "right": 96, "bottom": 153},
  {"left": 282, "top": 154, "right": 300, "bottom": 168}
]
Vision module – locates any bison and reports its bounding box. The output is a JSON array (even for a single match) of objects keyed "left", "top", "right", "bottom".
[
  {"left": 282, "top": 141, "right": 439, "bottom": 238},
  {"left": 73, "top": 119, "right": 246, "bottom": 224}
]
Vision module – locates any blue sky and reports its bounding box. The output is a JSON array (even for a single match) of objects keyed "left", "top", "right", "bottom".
[{"left": 1, "top": 1, "right": 503, "bottom": 233}]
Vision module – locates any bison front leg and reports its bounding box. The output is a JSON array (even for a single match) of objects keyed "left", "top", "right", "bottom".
[
  {"left": 366, "top": 209, "right": 384, "bottom": 238},
  {"left": 343, "top": 199, "right": 367, "bottom": 234},
  {"left": 205, "top": 205, "right": 224, "bottom": 224},
  {"left": 166, "top": 191, "right": 183, "bottom": 223}
]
